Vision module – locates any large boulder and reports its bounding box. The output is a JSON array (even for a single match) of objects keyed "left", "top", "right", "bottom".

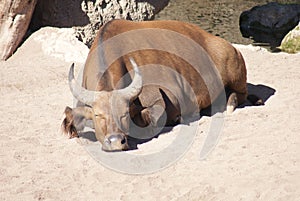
[
  {"left": 0, "top": 0, "right": 168, "bottom": 61},
  {"left": 0, "top": 0, "right": 37, "bottom": 60},
  {"left": 9, "top": 27, "right": 89, "bottom": 64},
  {"left": 30, "top": 27, "right": 89, "bottom": 63},
  {"left": 239, "top": 2, "right": 300, "bottom": 48},
  {"left": 30, "top": 0, "right": 170, "bottom": 47}
]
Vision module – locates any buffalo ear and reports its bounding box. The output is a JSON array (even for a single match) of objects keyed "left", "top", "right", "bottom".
[{"left": 61, "top": 106, "right": 79, "bottom": 138}]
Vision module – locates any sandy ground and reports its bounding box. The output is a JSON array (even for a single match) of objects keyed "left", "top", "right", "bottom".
[{"left": 0, "top": 27, "right": 299, "bottom": 200}]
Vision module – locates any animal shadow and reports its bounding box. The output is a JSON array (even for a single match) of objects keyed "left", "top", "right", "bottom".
[
  {"left": 201, "top": 83, "right": 276, "bottom": 116},
  {"left": 239, "top": 83, "right": 276, "bottom": 108},
  {"left": 78, "top": 131, "right": 97, "bottom": 142},
  {"left": 77, "top": 127, "right": 173, "bottom": 150},
  {"left": 78, "top": 83, "right": 276, "bottom": 150}
]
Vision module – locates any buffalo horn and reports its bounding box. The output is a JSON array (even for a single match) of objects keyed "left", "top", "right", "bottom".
[
  {"left": 116, "top": 58, "right": 143, "bottom": 100},
  {"left": 68, "top": 63, "right": 101, "bottom": 106}
]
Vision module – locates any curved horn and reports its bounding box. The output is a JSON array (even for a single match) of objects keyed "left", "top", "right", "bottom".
[
  {"left": 116, "top": 58, "right": 143, "bottom": 100},
  {"left": 68, "top": 63, "right": 100, "bottom": 106}
]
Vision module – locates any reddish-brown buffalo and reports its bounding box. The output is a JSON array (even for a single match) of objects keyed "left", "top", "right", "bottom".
[{"left": 62, "top": 19, "right": 248, "bottom": 151}]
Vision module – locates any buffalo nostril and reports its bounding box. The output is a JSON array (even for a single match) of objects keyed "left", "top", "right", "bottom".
[
  {"left": 107, "top": 134, "right": 127, "bottom": 144},
  {"left": 121, "top": 137, "right": 126, "bottom": 145},
  {"left": 102, "top": 134, "right": 128, "bottom": 151}
]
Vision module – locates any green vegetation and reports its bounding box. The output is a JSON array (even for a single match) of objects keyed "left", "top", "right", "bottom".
[{"left": 279, "top": 25, "right": 300, "bottom": 54}]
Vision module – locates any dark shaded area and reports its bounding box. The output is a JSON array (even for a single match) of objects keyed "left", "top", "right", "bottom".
[
  {"left": 29, "top": 0, "right": 90, "bottom": 31},
  {"left": 240, "top": 83, "right": 276, "bottom": 108},
  {"left": 239, "top": 2, "right": 300, "bottom": 48},
  {"left": 200, "top": 83, "right": 276, "bottom": 116},
  {"left": 78, "top": 131, "right": 97, "bottom": 142},
  {"left": 127, "top": 127, "right": 174, "bottom": 150}
]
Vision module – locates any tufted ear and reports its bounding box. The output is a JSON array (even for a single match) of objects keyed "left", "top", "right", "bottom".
[
  {"left": 61, "top": 106, "right": 79, "bottom": 138},
  {"left": 61, "top": 106, "right": 95, "bottom": 138}
]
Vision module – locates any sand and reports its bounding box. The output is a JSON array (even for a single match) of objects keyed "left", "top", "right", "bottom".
[{"left": 0, "top": 27, "right": 299, "bottom": 200}]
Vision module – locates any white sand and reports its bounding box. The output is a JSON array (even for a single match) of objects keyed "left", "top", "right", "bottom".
[{"left": 0, "top": 27, "right": 299, "bottom": 200}]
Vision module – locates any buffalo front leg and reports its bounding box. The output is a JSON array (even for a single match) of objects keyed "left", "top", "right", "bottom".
[
  {"left": 61, "top": 106, "right": 94, "bottom": 138},
  {"left": 130, "top": 101, "right": 167, "bottom": 139},
  {"left": 141, "top": 104, "right": 167, "bottom": 128}
]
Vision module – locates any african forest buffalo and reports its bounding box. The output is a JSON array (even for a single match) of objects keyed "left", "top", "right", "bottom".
[{"left": 62, "top": 19, "right": 253, "bottom": 151}]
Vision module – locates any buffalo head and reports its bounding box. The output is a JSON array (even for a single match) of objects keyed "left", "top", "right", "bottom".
[{"left": 68, "top": 58, "right": 142, "bottom": 151}]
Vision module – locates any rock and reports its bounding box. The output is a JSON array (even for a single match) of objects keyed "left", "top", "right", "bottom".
[
  {"left": 30, "top": 0, "right": 169, "bottom": 47},
  {"left": 279, "top": 22, "right": 300, "bottom": 54},
  {"left": 9, "top": 27, "right": 89, "bottom": 64},
  {"left": 239, "top": 2, "right": 300, "bottom": 48},
  {"left": 0, "top": 0, "right": 37, "bottom": 60},
  {"left": 31, "top": 27, "right": 89, "bottom": 63}
]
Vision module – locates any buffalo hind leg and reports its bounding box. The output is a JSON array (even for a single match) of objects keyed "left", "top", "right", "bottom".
[
  {"left": 226, "top": 91, "right": 247, "bottom": 114},
  {"left": 226, "top": 92, "right": 238, "bottom": 114},
  {"left": 61, "top": 106, "right": 94, "bottom": 138},
  {"left": 226, "top": 92, "right": 264, "bottom": 114}
]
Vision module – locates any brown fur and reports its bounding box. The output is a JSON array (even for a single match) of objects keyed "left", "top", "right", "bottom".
[
  {"left": 62, "top": 20, "right": 248, "bottom": 150},
  {"left": 84, "top": 20, "right": 247, "bottom": 108}
]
